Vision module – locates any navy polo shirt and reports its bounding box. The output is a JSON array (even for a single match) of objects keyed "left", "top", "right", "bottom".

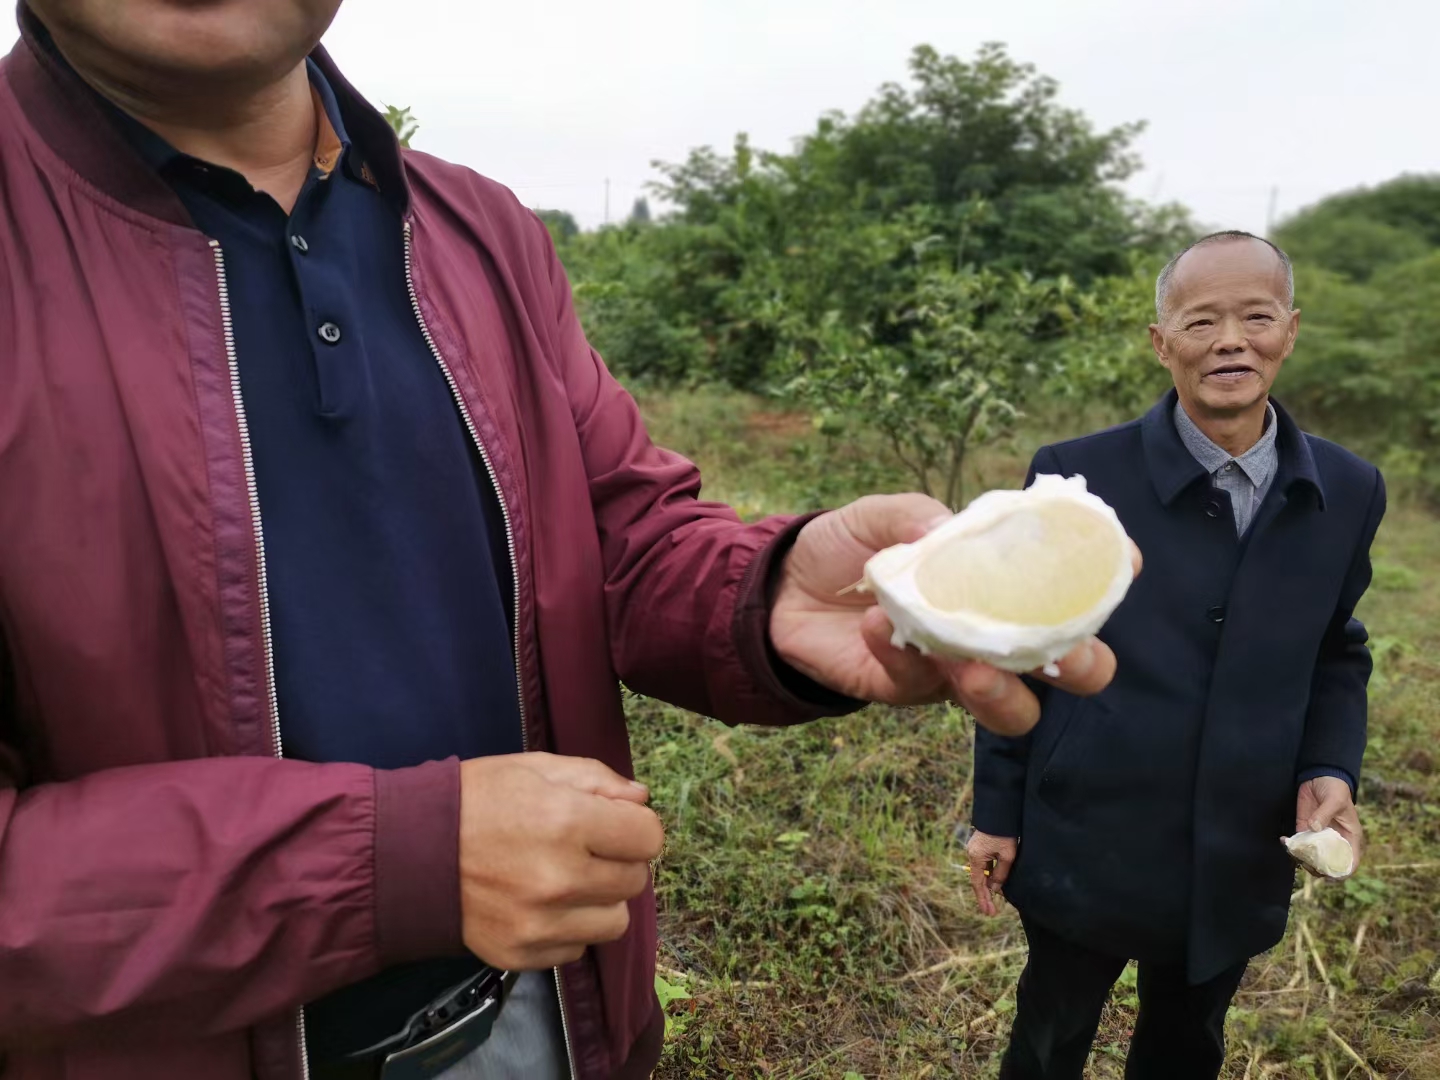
[{"left": 79, "top": 55, "right": 522, "bottom": 1062}]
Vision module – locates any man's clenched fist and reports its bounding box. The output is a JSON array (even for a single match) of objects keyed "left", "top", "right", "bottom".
[{"left": 458, "top": 753, "right": 664, "bottom": 970}]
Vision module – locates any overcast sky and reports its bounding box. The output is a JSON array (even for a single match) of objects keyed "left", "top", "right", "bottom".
[{"left": 8, "top": 1, "right": 1436, "bottom": 234}]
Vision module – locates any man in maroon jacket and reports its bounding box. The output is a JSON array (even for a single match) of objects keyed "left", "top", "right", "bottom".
[{"left": 0, "top": 2, "right": 1124, "bottom": 1078}]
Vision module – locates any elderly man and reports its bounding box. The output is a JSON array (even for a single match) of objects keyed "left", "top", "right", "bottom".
[
  {"left": 966, "top": 231, "right": 1384, "bottom": 1079},
  {"left": 0, "top": 3, "right": 1124, "bottom": 1079}
]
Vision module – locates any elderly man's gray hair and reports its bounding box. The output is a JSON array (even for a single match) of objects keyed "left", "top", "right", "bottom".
[{"left": 1154, "top": 230, "right": 1294, "bottom": 320}]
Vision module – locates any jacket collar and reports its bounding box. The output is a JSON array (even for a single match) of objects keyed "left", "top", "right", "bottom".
[
  {"left": 1142, "top": 388, "right": 1326, "bottom": 511},
  {"left": 5, "top": 3, "right": 410, "bottom": 226}
]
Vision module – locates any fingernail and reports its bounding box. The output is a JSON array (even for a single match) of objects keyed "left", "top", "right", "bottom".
[
  {"left": 630, "top": 780, "right": 649, "bottom": 792},
  {"left": 925, "top": 514, "right": 953, "bottom": 533}
]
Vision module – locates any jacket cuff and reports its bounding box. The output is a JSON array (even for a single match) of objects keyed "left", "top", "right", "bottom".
[
  {"left": 1298, "top": 766, "right": 1357, "bottom": 800},
  {"left": 735, "top": 511, "right": 866, "bottom": 718},
  {"left": 373, "top": 758, "right": 465, "bottom": 966},
  {"left": 972, "top": 785, "right": 1024, "bottom": 838}
]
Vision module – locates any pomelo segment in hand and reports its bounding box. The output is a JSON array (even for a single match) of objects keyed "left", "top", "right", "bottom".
[
  {"left": 1284, "top": 828, "right": 1356, "bottom": 879},
  {"left": 860, "top": 474, "right": 1135, "bottom": 673}
]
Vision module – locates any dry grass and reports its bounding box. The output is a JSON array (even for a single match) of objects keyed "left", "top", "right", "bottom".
[{"left": 630, "top": 388, "right": 1440, "bottom": 1079}]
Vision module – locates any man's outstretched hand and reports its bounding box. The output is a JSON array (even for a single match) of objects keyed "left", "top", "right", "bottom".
[{"left": 770, "top": 494, "right": 1141, "bottom": 736}]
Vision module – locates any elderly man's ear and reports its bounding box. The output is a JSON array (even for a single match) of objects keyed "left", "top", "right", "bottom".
[{"left": 1149, "top": 324, "right": 1165, "bottom": 364}]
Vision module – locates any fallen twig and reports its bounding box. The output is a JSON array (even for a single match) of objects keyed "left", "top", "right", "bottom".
[
  {"left": 895, "top": 946, "right": 1026, "bottom": 983},
  {"left": 966, "top": 1007, "right": 999, "bottom": 1032},
  {"left": 1372, "top": 860, "right": 1440, "bottom": 872},
  {"left": 655, "top": 963, "right": 773, "bottom": 991},
  {"left": 710, "top": 732, "right": 738, "bottom": 766},
  {"left": 1300, "top": 919, "right": 1336, "bottom": 1005},
  {"left": 1242, "top": 1044, "right": 1262, "bottom": 1080},
  {"left": 1344, "top": 920, "right": 1368, "bottom": 980},
  {"left": 1288, "top": 929, "right": 1307, "bottom": 992},
  {"left": 1324, "top": 1025, "right": 1382, "bottom": 1080}
]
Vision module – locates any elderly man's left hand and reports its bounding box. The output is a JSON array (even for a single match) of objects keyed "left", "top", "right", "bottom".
[
  {"left": 1295, "top": 776, "right": 1365, "bottom": 873},
  {"left": 770, "top": 494, "right": 1129, "bottom": 736}
]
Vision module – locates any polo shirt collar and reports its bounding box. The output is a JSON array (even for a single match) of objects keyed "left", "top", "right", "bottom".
[
  {"left": 71, "top": 56, "right": 352, "bottom": 183},
  {"left": 14, "top": 4, "right": 411, "bottom": 222}
]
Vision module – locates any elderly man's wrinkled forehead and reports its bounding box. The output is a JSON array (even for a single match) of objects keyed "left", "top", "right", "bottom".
[{"left": 1158, "top": 238, "right": 1293, "bottom": 321}]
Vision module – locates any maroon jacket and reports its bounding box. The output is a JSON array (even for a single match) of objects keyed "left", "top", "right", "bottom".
[{"left": 0, "top": 13, "right": 845, "bottom": 1079}]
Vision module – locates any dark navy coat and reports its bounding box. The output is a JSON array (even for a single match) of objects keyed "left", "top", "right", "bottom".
[{"left": 973, "top": 390, "right": 1385, "bottom": 982}]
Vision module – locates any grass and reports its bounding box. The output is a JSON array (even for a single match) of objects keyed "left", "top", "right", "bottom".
[{"left": 625, "top": 386, "right": 1440, "bottom": 1079}]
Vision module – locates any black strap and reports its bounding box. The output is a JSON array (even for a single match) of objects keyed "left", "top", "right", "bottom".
[{"left": 332, "top": 968, "right": 517, "bottom": 1080}]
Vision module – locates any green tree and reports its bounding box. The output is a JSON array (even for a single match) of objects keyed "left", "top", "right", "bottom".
[
  {"left": 382, "top": 104, "right": 419, "bottom": 148},
  {"left": 560, "top": 222, "right": 709, "bottom": 384},
  {"left": 1045, "top": 263, "right": 1169, "bottom": 420},
  {"left": 1277, "top": 215, "right": 1429, "bottom": 283},
  {"left": 536, "top": 209, "right": 580, "bottom": 245},
  {"left": 1373, "top": 251, "right": 1440, "bottom": 496},
  {"left": 637, "top": 43, "right": 1181, "bottom": 390},
  {"left": 781, "top": 266, "right": 1069, "bottom": 507},
  {"left": 1274, "top": 174, "right": 1440, "bottom": 280},
  {"left": 628, "top": 197, "right": 653, "bottom": 225}
]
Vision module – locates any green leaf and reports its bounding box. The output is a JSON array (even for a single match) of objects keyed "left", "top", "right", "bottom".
[{"left": 654, "top": 973, "right": 691, "bottom": 1007}]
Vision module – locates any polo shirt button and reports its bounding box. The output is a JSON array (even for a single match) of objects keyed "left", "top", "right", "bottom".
[
  {"left": 1207, "top": 605, "right": 1227, "bottom": 624},
  {"left": 291, "top": 234, "right": 309, "bottom": 254},
  {"left": 317, "top": 321, "right": 342, "bottom": 345}
]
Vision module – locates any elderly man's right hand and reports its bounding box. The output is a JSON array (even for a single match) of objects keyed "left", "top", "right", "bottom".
[
  {"left": 966, "top": 830, "right": 1018, "bottom": 917},
  {"left": 458, "top": 753, "right": 663, "bottom": 970}
]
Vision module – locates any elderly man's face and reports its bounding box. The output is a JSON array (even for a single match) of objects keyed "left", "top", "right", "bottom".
[
  {"left": 1150, "top": 239, "right": 1300, "bottom": 420},
  {"left": 28, "top": 0, "right": 342, "bottom": 98}
]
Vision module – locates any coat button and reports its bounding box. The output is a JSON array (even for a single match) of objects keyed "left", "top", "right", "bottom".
[
  {"left": 1204, "top": 498, "right": 1222, "bottom": 518},
  {"left": 317, "top": 321, "right": 342, "bottom": 345},
  {"left": 1207, "top": 605, "right": 1227, "bottom": 623},
  {"left": 291, "top": 234, "right": 309, "bottom": 254}
]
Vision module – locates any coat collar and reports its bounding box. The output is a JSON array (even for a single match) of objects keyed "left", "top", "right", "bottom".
[
  {"left": 4, "top": 3, "right": 410, "bottom": 226},
  {"left": 1141, "top": 388, "right": 1326, "bottom": 511}
]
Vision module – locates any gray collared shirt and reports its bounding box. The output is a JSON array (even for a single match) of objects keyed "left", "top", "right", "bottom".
[{"left": 1173, "top": 401, "right": 1279, "bottom": 536}]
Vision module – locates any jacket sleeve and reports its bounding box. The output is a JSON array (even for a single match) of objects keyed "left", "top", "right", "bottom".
[
  {"left": 1296, "top": 468, "right": 1387, "bottom": 789},
  {"left": 539, "top": 221, "right": 858, "bottom": 726},
  {"left": 0, "top": 720, "right": 464, "bottom": 1048},
  {"left": 970, "top": 447, "right": 1063, "bottom": 837}
]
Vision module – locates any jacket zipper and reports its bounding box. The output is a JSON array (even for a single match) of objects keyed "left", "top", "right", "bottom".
[
  {"left": 210, "top": 241, "right": 311, "bottom": 1080},
  {"left": 401, "top": 220, "right": 578, "bottom": 1080}
]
